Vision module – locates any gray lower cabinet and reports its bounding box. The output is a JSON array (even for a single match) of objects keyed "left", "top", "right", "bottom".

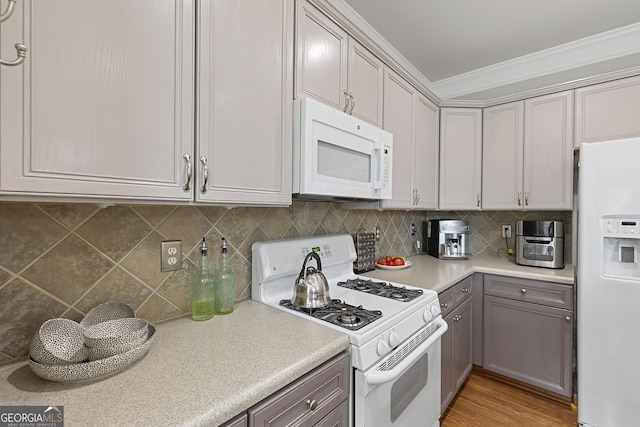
[
  {"left": 439, "top": 275, "right": 473, "bottom": 414},
  {"left": 239, "top": 351, "right": 349, "bottom": 427},
  {"left": 483, "top": 274, "right": 573, "bottom": 397},
  {"left": 222, "top": 413, "right": 248, "bottom": 427}
]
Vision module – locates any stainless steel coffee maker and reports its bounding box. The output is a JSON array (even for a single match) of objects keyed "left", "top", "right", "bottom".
[{"left": 424, "top": 219, "right": 470, "bottom": 259}]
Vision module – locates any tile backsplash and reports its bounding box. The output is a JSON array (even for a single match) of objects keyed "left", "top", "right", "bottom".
[{"left": 0, "top": 201, "right": 571, "bottom": 364}]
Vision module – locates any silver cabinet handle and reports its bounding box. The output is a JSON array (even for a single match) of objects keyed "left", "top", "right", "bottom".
[
  {"left": 453, "top": 315, "right": 462, "bottom": 322},
  {"left": 0, "top": 43, "right": 27, "bottom": 66},
  {"left": 476, "top": 193, "right": 480, "bottom": 207},
  {"left": 521, "top": 288, "right": 527, "bottom": 294},
  {"left": 462, "top": 288, "right": 469, "bottom": 294},
  {"left": 525, "top": 191, "right": 529, "bottom": 206},
  {"left": 0, "top": 0, "right": 27, "bottom": 67},
  {"left": 0, "top": 0, "right": 16, "bottom": 23},
  {"left": 348, "top": 93, "right": 355, "bottom": 115},
  {"left": 517, "top": 191, "right": 522, "bottom": 206},
  {"left": 200, "top": 156, "right": 208, "bottom": 194},
  {"left": 441, "top": 303, "right": 448, "bottom": 309},
  {"left": 565, "top": 316, "right": 571, "bottom": 322},
  {"left": 342, "top": 89, "right": 349, "bottom": 113},
  {"left": 306, "top": 399, "right": 317, "bottom": 411},
  {"left": 183, "top": 154, "right": 192, "bottom": 192}
]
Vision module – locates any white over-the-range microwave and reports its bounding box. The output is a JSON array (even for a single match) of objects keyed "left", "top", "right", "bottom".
[{"left": 293, "top": 97, "right": 393, "bottom": 201}]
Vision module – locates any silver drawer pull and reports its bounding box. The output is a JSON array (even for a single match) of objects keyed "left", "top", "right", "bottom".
[
  {"left": 441, "top": 303, "right": 448, "bottom": 309},
  {"left": 306, "top": 399, "right": 317, "bottom": 411},
  {"left": 565, "top": 316, "right": 571, "bottom": 322},
  {"left": 521, "top": 288, "right": 527, "bottom": 294},
  {"left": 462, "top": 288, "right": 469, "bottom": 293}
]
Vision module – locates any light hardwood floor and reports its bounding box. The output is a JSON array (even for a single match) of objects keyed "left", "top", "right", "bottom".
[{"left": 440, "top": 371, "right": 577, "bottom": 427}]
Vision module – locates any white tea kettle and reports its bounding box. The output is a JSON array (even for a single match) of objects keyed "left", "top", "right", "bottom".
[{"left": 292, "top": 252, "right": 331, "bottom": 309}]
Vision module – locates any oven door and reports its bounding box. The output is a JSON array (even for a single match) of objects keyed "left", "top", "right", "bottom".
[{"left": 354, "top": 317, "right": 447, "bottom": 427}]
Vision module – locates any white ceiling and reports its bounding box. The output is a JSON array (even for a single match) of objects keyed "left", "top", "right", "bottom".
[{"left": 340, "top": 0, "right": 640, "bottom": 101}]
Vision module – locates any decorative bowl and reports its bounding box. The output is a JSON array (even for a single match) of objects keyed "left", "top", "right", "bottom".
[
  {"left": 29, "top": 318, "right": 87, "bottom": 365},
  {"left": 83, "top": 318, "right": 148, "bottom": 349},
  {"left": 80, "top": 301, "right": 135, "bottom": 328},
  {"left": 86, "top": 338, "right": 144, "bottom": 361},
  {"left": 29, "top": 324, "right": 156, "bottom": 383}
]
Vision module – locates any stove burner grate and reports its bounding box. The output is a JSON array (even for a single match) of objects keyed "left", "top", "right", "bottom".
[
  {"left": 337, "top": 278, "right": 424, "bottom": 302},
  {"left": 279, "top": 299, "right": 382, "bottom": 331}
]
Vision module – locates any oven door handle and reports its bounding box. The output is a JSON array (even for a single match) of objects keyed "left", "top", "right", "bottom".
[{"left": 365, "top": 317, "right": 448, "bottom": 386}]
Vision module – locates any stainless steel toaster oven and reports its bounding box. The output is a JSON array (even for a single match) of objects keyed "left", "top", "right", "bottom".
[{"left": 515, "top": 220, "right": 565, "bottom": 269}]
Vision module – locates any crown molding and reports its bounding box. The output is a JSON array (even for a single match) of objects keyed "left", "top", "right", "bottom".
[
  {"left": 313, "top": 0, "right": 441, "bottom": 104},
  {"left": 431, "top": 22, "right": 640, "bottom": 100}
]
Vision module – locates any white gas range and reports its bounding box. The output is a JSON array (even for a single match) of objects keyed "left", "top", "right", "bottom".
[{"left": 252, "top": 234, "right": 447, "bottom": 427}]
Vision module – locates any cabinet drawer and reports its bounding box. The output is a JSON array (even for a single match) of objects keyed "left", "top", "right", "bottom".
[
  {"left": 439, "top": 275, "right": 473, "bottom": 317},
  {"left": 222, "top": 413, "right": 248, "bottom": 427},
  {"left": 484, "top": 274, "right": 572, "bottom": 309},
  {"left": 248, "top": 352, "right": 350, "bottom": 427}
]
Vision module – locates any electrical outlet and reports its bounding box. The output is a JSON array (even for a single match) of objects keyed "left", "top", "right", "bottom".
[
  {"left": 375, "top": 226, "right": 381, "bottom": 241},
  {"left": 410, "top": 223, "right": 416, "bottom": 237},
  {"left": 161, "top": 240, "right": 182, "bottom": 272},
  {"left": 501, "top": 225, "right": 512, "bottom": 239}
]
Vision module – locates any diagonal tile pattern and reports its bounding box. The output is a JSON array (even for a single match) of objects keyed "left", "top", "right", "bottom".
[{"left": 0, "top": 201, "right": 571, "bottom": 365}]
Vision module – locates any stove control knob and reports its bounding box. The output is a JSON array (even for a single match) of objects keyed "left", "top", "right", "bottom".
[
  {"left": 389, "top": 331, "right": 400, "bottom": 348},
  {"left": 423, "top": 308, "right": 433, "bottom": 322},
  {"left": 376, "top": 339, "right": 390, "bottom": 356},
  {"left": 430, "top": 305, "right": 440, "bottom": 317}
]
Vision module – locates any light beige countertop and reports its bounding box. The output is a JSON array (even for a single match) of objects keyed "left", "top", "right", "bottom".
[
  {"left": 362, "top": 253, "right": 574, "bottom": 292},
  {"left": 0, "top": 300, "right": 350, "bottom": 427}
]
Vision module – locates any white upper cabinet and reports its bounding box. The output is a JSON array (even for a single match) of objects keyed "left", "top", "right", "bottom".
[
  {"left": 197, "top": 0, "right": 293, "bottom": 205},
  {"left": 414, "top": 94, "right": 439, "bottom": 210},
  {"left": 0, "top": 0, "right": 292, "bottom": 205},
  {"left": 483, "top": 91, "right": 573, "bottom": 210},
  {"left": 482, "top": 101, "right": 525, "bottom": 210},
  {"left": 379, "top": 68, "right": 438, "bottom": 210},
  {"left": 381, "top": 68, "right": 414, "bottom": 209},
  {"left": 575, "top": 75, "right": 640, "bottom": 147},
  {"left": 295, "top": 0, "right": 383, "bottom": 127},
  {"left": 0, "top": 0, "right": 195, "bottom": 201},
  {"left": 439, "top": 108, "right": 483, "bottom": 210},
  {"left": 523, "top": 91, "right": 573, "bottom": 210}
]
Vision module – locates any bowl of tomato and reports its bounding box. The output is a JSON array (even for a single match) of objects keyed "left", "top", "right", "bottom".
[{"left": 375, "top": 256, "right": 412, "bottom": 270}]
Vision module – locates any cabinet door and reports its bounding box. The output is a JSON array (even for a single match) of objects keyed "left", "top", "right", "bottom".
[
  {"left": 483, "top": 295, "right": 572, "bottom": 397},
  {"left": 575, "top": 75, "right": 640, "bottom": 146},
  {"left": 414, "top": 94, "right": 439, "bottom": 210},
  {"left": 380, "top": 68, "right": 415, "bottom": 209},
  {"left": 347, "top": 38, "right": 384, "bottom": 127},
  {"left": 439, "top": 108, "right": 483, "bottom": 210},
  {"left": 295, "top": 0, "right": 348, "bottom": 111},
  {"left": 524, "top": 91, "right": 573, "bottom": 210},
  {"left": 452, "top": 298, "right": 473, "bottom": 392},
  {"left": 197, "top": 0, "right": 293, "bottom": 205},
  {"left": 0, "top": 0, "right": 194, "bottom": 200},
  {"left": 482, "top": 101, "right": 524, "bottom": 210}
]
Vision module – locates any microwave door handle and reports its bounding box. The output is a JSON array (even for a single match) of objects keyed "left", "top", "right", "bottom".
[{"left": 373, "top": 141, "right": 383, "bottom": 190}]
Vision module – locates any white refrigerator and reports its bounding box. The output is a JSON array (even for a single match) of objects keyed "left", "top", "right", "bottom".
[{"left": 578, "top": 137, "right": 640, "bottom": 426}]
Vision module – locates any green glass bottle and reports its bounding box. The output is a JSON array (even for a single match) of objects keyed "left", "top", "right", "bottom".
[
  {"left": 214, "top": 237, "right": 234, "bottom": 315},
  {"left": 192, "top": 237, "right": 215, "bottom": 320}
]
